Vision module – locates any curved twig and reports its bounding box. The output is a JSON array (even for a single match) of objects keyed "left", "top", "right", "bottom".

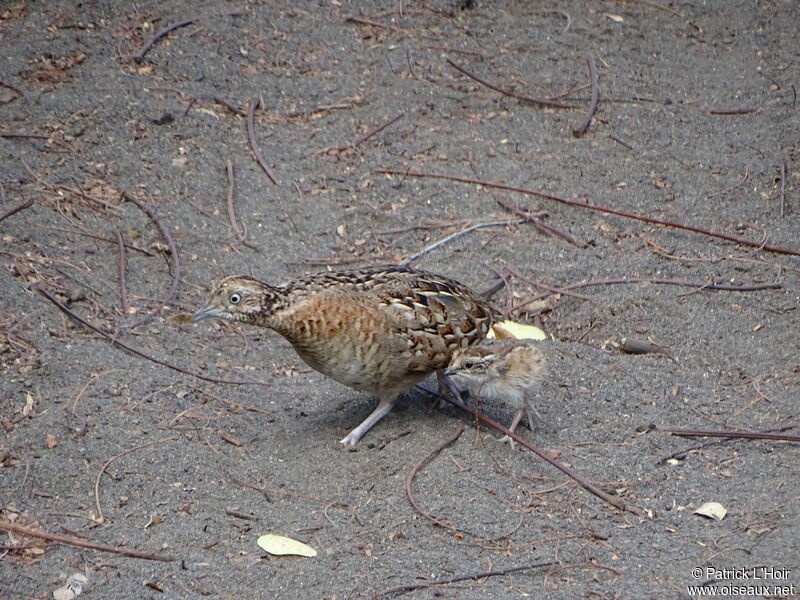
[
  {"left": 133, "top": 19, "right": 195, "bottom": 63},
  {"left": 225, "top": 159, "right": 245, "bottom": 242},
  {"left": 404, "top": 427, "right": 464, "bottom": 529},
  {"left": 247, "top": 97, "right": 281, "bottom": 186},
  {"left": 447, "top": 59, "right": 576, "bottom": 110},
  {"left": 95, "top": 437, "right": 177, "bottom": 523},
  {"left": 122, "top": 193, "right": 181, "bottom": 329},
  {"left": 572, "top": 56, "right": 598, "bottom": 137}
]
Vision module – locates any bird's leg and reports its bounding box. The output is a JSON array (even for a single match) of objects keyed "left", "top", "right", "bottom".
[
  {"left": 340, "top": 395, "right": 398, "bottom": 447},
  {"left": 495, "top": 408, "right": 525, "bottom": 447},
  {"left": 436, "top": 370, "right": 467, "bottom": 408},
  {"left": 524, "top": 399, "right": 542, "bottom": 430}
]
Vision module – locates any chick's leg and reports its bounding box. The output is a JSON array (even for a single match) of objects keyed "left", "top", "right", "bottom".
[{"left": 495, "top": 408, "right": 525, "bottom": 446}]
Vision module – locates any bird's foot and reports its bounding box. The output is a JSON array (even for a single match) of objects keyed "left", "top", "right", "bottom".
[{"left": 492, "top": 433, "right": 518, "bottom": 449}]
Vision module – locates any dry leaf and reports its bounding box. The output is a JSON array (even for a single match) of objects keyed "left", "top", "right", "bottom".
[
  {"left": 53, "top": 573, "right": 88, "bottom": 600},
  {"left": 489, "top": 320, "right": 546, "bottom": 341},
  {"left": 257, "top": 534, "right": 317, "bottom": 557},
  {"left": 144, "top": 514, "right": 163, "bottom": 529},
  {"left": 22, "top": 392, "right": 35, "bottom": 417},
  {"left": 45, "top": 434, "right": 58, "bottom": 449},
  {"left": 694, "top": 502, "right": 727, "bottom": 520}
]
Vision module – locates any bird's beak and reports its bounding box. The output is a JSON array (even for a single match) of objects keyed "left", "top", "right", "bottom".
[
  {"left": 443, "top": 368, "right": 456, "bottom": 377},
  {"left": 191, "top": 305, "right": 223, "bottom": 322}
]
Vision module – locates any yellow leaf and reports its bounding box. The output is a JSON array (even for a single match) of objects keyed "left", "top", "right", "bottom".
[
  {"left": 694, "top": 502, "right": 727, "bottom": 520},
  {"left": 257, "top": 534, "right": 317, "bottom": 557},
  {"left": 489, "top": 320, "right": 546, "bottom": 341}
]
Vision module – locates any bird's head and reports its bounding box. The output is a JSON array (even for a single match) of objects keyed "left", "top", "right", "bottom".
[
  {"left": 444, "top": 346, "right": 500, "bottom": 385},
  {"left": 191, "top": 276, "right": 280, "bottom": 325}
]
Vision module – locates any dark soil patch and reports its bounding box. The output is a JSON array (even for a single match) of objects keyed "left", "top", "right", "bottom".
[{"left": 1, "top": 1, "right": 798, "bottom": 598}]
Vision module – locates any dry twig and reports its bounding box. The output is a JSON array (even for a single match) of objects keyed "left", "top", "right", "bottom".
[
  {"left": 95, "top": 437, "right": 177, "bottom": 523},
  {"left": 0, "top": 79, "right": 27, "bottom": 100},
  {"left": 0, "top": 198, "right": 34, "bottom": 223},
  {"left": 494, "top": 196, "right": 587, "bottom": 248},
  {"left": 435, "top": 391, "right": 643, "bottom": 515},
  {"left": 572, "top": 56, "right": 598, "bottom": 137},
  {"left": 36, "top": 287, "right": 266, "bottom": 386},
  {"left": 400, "top": 218, "right": 540, "bottom": 266},
  {"left": 0, "top": 520, "right": 174, "bottom": 562},
  {"left": 404, "top": 427, "right": 464, "bottom": 530},
  {"left": 230, "top": 477, "right": 352, "bottom": 510},
  {"left": 373, "top": 561, "right": 555, "bottom": 599},
  {"left": 354, "top": 112, "right": 404, "bottom": 148},
  {"left": 780, "top": 161, "right": 787, "bottom": 218},
  {"left": 122, "top": 193, "right": 181, "bottom": 329},
  {"left": 114, "top": 228, "right": 130, "bottom": 314},
  {"left": 656, "top": 425, "right": 796, "bottom": 463},
  {"left": 375, "top": 168, "right": 800, "bottom": 257},
  {"left": 511, "top": 276, "right": 781, "bottom": 313},
  {"left": 447, "top": 59, "right": 576, "bottom": 109},
  {"left": 660, "top": 426, "right": 800, "bottom": 443},
  {"left": 133, "top": 19, "right": 195, "bottom": 63},
  {"left": 225, "top": 159, "right": 245, "bottom": 242},
  {"left": 247, "top": 97, "right": 281, "bottom": 186}
]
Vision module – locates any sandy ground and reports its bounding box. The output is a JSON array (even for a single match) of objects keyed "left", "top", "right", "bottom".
[{"left": 1, "top": 1, "right": 799, "bottom": 598}]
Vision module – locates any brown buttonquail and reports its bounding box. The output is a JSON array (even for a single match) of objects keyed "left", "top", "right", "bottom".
[{"left": 192, "top": 265, "right": 500, "bottom": 446}]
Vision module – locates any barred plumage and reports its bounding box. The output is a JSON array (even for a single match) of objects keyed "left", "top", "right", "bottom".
[{"left": 192, "top": 265, "right": 500, "bottom": 446}]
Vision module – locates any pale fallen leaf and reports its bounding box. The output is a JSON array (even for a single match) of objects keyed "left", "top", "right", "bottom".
[
  {"left": 257, "top": 534, "right": 317, "bottom": 557},
  {"left": 605, "top": 13, "right": 625, "bottom": 22},
  {"left": 144, "top": 514, "right": 163, "bottom": 529},
  {"left": 694, "top": 502, "right": 727, "bottom": 520},
  {"left": 45, "top": 434, "right": 58, "bottom": 449},
  {"left": 489, "top": 320, "right": 546, "bottom": 341},
  {"left": 22, "top": 392, "right": 35, "bottom": 417},
  {"left": 194, "top": 107, "right": 220, "bottom": 121},
  {"left": 53, "top": 573, "right": 88, "bottom": 600}
]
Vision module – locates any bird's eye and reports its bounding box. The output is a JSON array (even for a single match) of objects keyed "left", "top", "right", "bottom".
[
  {"left": 465, "top": 361, "right": 486, "bottom": 372},
  {"left": 229, "top": 293, "right": 241, "bottom": 305}
]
